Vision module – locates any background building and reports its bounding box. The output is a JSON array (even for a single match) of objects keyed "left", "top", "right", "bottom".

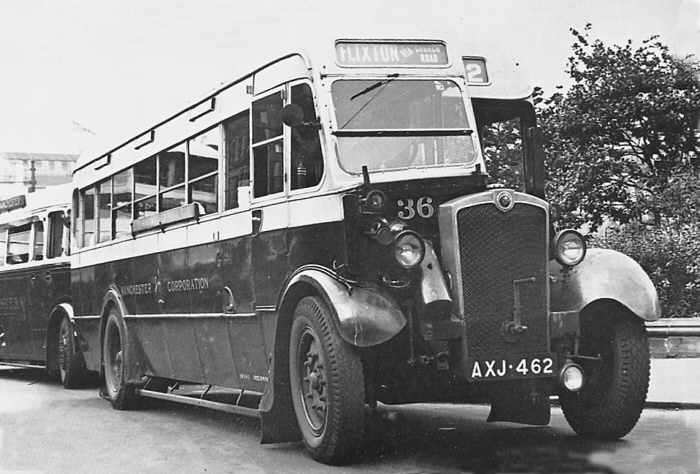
[{"left": 0, "top": 152, "right": 77, "bottom": 198}]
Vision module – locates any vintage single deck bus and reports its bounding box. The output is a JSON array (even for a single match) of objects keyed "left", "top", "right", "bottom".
[
  {"left": 70, "top": 38, "right": 660, "bottom": 464},
  {"left": 0, "top": 185, "right": 89, "bottom": 386}
]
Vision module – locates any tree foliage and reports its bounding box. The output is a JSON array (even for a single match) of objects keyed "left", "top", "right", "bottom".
[
  {"left": 534, "top": 25, "right": 700, "bottom": 317},
  {"left": 538, "top": 24, "right": 700, "bottom": 231},
  {"left": 480, "top": 117, "right": 524, "bottom": 190}
]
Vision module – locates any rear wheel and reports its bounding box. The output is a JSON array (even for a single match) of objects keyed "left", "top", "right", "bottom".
[
  {"left": 102, "top": 308, "right": 138, "bottom": 410},
  {"left": 57, "top": 315, "right": 87, "bottom": 388},
  {"left": 560, "top": 309, "right": 649, "bottom": 439},
  {"left": 289, "top": 296, "right": 365, "bottom": 464}
]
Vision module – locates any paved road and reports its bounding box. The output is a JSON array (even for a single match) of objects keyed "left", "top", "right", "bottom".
[
  {"left": 648, "top": 358, "right": 700, "bottom": 406},
  {"left": 1, "top": 366, "right": 699, "bottom": 474}
]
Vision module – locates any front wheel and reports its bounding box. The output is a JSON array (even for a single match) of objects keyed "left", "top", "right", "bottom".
[
  {"left": 560, "top": 309, "right": 649, "bottom": 439},
  {"left": 57, "top": 315, "right": 87, "bottom": 388},
  {"left": 102, "top": 308, "right": 139, "bottom": 410},
  {"left": 289, "top": 296, "right": 365, "bottom": 464}
]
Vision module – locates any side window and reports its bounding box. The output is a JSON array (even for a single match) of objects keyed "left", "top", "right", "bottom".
[
  {"left": 72, "top": 189, "right": 81, "bottom": 250},
  {"left": 33, "top": 220, "right": 44, "bottom": 260},
  {"left": 0, "top": 229, "right": 5, "bottom": 266},
  {"left": 188, "top": 127, "right": 220, "bottom": 214},
  {"left": 134, "top": 155, "right": 157, "bottom": 219},
  {"left": 223, "top": 111, "right": 250, "bottom": 209},
  {"left": 7, "top": 224, "right": 31, "bottom": 264},
  {"left": 113, "top": 169, "right": 132, "bottom": 238},
  {"left": 48, "top": 211, "right": 68, "bottom": 258},
  {"left": 159, "top": 144, "right": 186, "bottom": 211},
  {"left": 97, "top": 179, "right": 112, "bottom": 243},
  {"left": 290, "top": 83, "right": 323, "bottom": 190},
  {"left": 474, "top": 101, "right": 526, "bottom": 191},
  {"left": 478, "top": 116, "right": 524, "bottom": 190},
  {"left": 83, "top": 187, "right": 96, "bottom": 247},
  {"left": 252, "top": 92, "right": 284, "bottom": 198}
]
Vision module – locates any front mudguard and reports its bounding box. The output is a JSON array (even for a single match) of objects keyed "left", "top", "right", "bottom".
[
  {"left": 281, "top": 266, "right": 406, "bottom": 347},
  {"left": 549, "top": 248, "right": 661, "bottom": 321},
  {"left": 260, "top": 265, "right": 406, "bottom": 444}
]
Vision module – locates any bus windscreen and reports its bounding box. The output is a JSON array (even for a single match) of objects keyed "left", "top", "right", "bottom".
[{"left": 331, "top": 79, "right": 477, "bottom": 173}]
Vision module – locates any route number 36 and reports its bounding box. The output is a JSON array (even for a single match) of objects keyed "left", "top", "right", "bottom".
[{"left": 397, "top": 196, "right": 435, "bottom": 220}]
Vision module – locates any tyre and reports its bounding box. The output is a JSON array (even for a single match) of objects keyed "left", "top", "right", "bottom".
[
  {"left": 560, "top": 310, "right": 649, "bottom": 439},
  {"left": 57, "top": 315, "right": 87, "bottom": 388},
  {"left": 102, "top": 308, "right": 139, "bottom": 410},
  {"left": 289, "top": 296, "right": 365, "bottom": 464}
]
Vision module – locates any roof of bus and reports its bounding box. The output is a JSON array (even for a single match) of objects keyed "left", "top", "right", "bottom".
[
  {"left": 0, "top": 183, "right": 71, "bottom": 226},
  {"left": 74, "top": 33, "right": 532, "bottom": 174}
]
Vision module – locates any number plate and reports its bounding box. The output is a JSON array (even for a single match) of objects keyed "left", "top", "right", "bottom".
[{"left": 467, "top": 355, "right": 556, "bottom": 380}]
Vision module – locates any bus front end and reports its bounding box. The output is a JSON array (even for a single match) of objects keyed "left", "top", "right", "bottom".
[
  {"left": 438, "top": 189, "right": 558, "bottom": 424},
  {"left": 342, "top": 183, "right": 564, "bottom": 425}
]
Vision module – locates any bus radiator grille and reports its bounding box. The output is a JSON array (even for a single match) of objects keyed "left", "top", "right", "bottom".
[{"left": 456, "top": 203, "right": 548, "bottom": 359}]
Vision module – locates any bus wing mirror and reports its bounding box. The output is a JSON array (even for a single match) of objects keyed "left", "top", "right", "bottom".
[
  {"left": 525, "top": 126, "right": 546, "bottom": 199},
  {"left": 281, "top": 104, "right": 304, "bottom": 128}
]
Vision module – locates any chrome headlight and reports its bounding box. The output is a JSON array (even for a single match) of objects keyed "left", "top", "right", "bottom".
[
  {"left": 393, "top": 231, "right": 425, "bottom": 268},
  {"left": 554, "top": 230, "right": 586, "bottom": 266}
]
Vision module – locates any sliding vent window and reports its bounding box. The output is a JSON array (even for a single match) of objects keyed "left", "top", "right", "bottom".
[
  {"left": 134, "top": 155, "right": 157, "bottom": 219},
  {"left": 224, "top": 111, "right": 250, "bottom": 210},
  {"left": 112, "top": 169, "right": 132, "bottom": 239},
  {"left": 252, "top": 92, "right": 283, "bottom": 198},
  {"left": 159, "top": 144, "right": 186, "bottom": 211},
  {"left": 188, "top": 127, "right": 220, "bottom": 214}
]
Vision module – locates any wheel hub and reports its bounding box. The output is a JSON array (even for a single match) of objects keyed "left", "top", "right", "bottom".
[{"left": 299, "top": 332, "right": 327, "bottom": 433}]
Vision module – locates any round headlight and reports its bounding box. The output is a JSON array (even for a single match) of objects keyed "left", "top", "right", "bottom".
[
  {"left": 554, "top": 230, "right": 587, "bottom": 266},
  {"left": 393, "top": 231, "right": 425, "bottom": 268}
]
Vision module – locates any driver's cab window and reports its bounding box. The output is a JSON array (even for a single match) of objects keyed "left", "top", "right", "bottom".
[
  {"left": 290, "top": 83, "right": 323, "bottom": 190},
  {"left": 252, "top": 91, "right": 284, "bottom": 198},
  {"left": 473, "top": 100, "right": 527, "bottom": 191}
]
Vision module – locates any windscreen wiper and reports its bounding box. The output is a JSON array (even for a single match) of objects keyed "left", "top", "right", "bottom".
[
  {"left": 349, "top": 74, "right": 399, "bottom": 101},
  {"left": 340, "top": 74, "right": 400, "bottom": 129}
]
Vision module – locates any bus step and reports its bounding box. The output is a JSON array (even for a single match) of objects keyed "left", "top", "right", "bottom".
[
  {"left": 0, "top": 361, "right": 47, "bottom": 370},
  {"left": 137, "top": 388, "right": 261, "bottom": 418}
]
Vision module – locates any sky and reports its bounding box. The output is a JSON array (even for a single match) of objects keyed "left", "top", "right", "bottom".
[{"left": 0, "top": 0, "right": 698, "bottom": 155}]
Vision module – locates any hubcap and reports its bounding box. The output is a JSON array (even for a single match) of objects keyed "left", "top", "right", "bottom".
[{"left": 298, "top": 328, "right": 327, "bottom": 434}]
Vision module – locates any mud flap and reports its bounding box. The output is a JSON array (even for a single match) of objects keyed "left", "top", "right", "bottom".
[
  {"left": 259, "top": 383, "right": 301, "bottom": 443},
  {"left": 487, "top": 383, "right": 551, "bottom": 426}
]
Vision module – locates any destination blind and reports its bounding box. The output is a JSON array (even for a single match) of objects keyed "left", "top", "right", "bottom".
[
  {"left": 0, "top": 195, "right": 26, "bottom": 213},
  {"left": 335, "top": 41, "right": 449, "bottom": 67}
]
